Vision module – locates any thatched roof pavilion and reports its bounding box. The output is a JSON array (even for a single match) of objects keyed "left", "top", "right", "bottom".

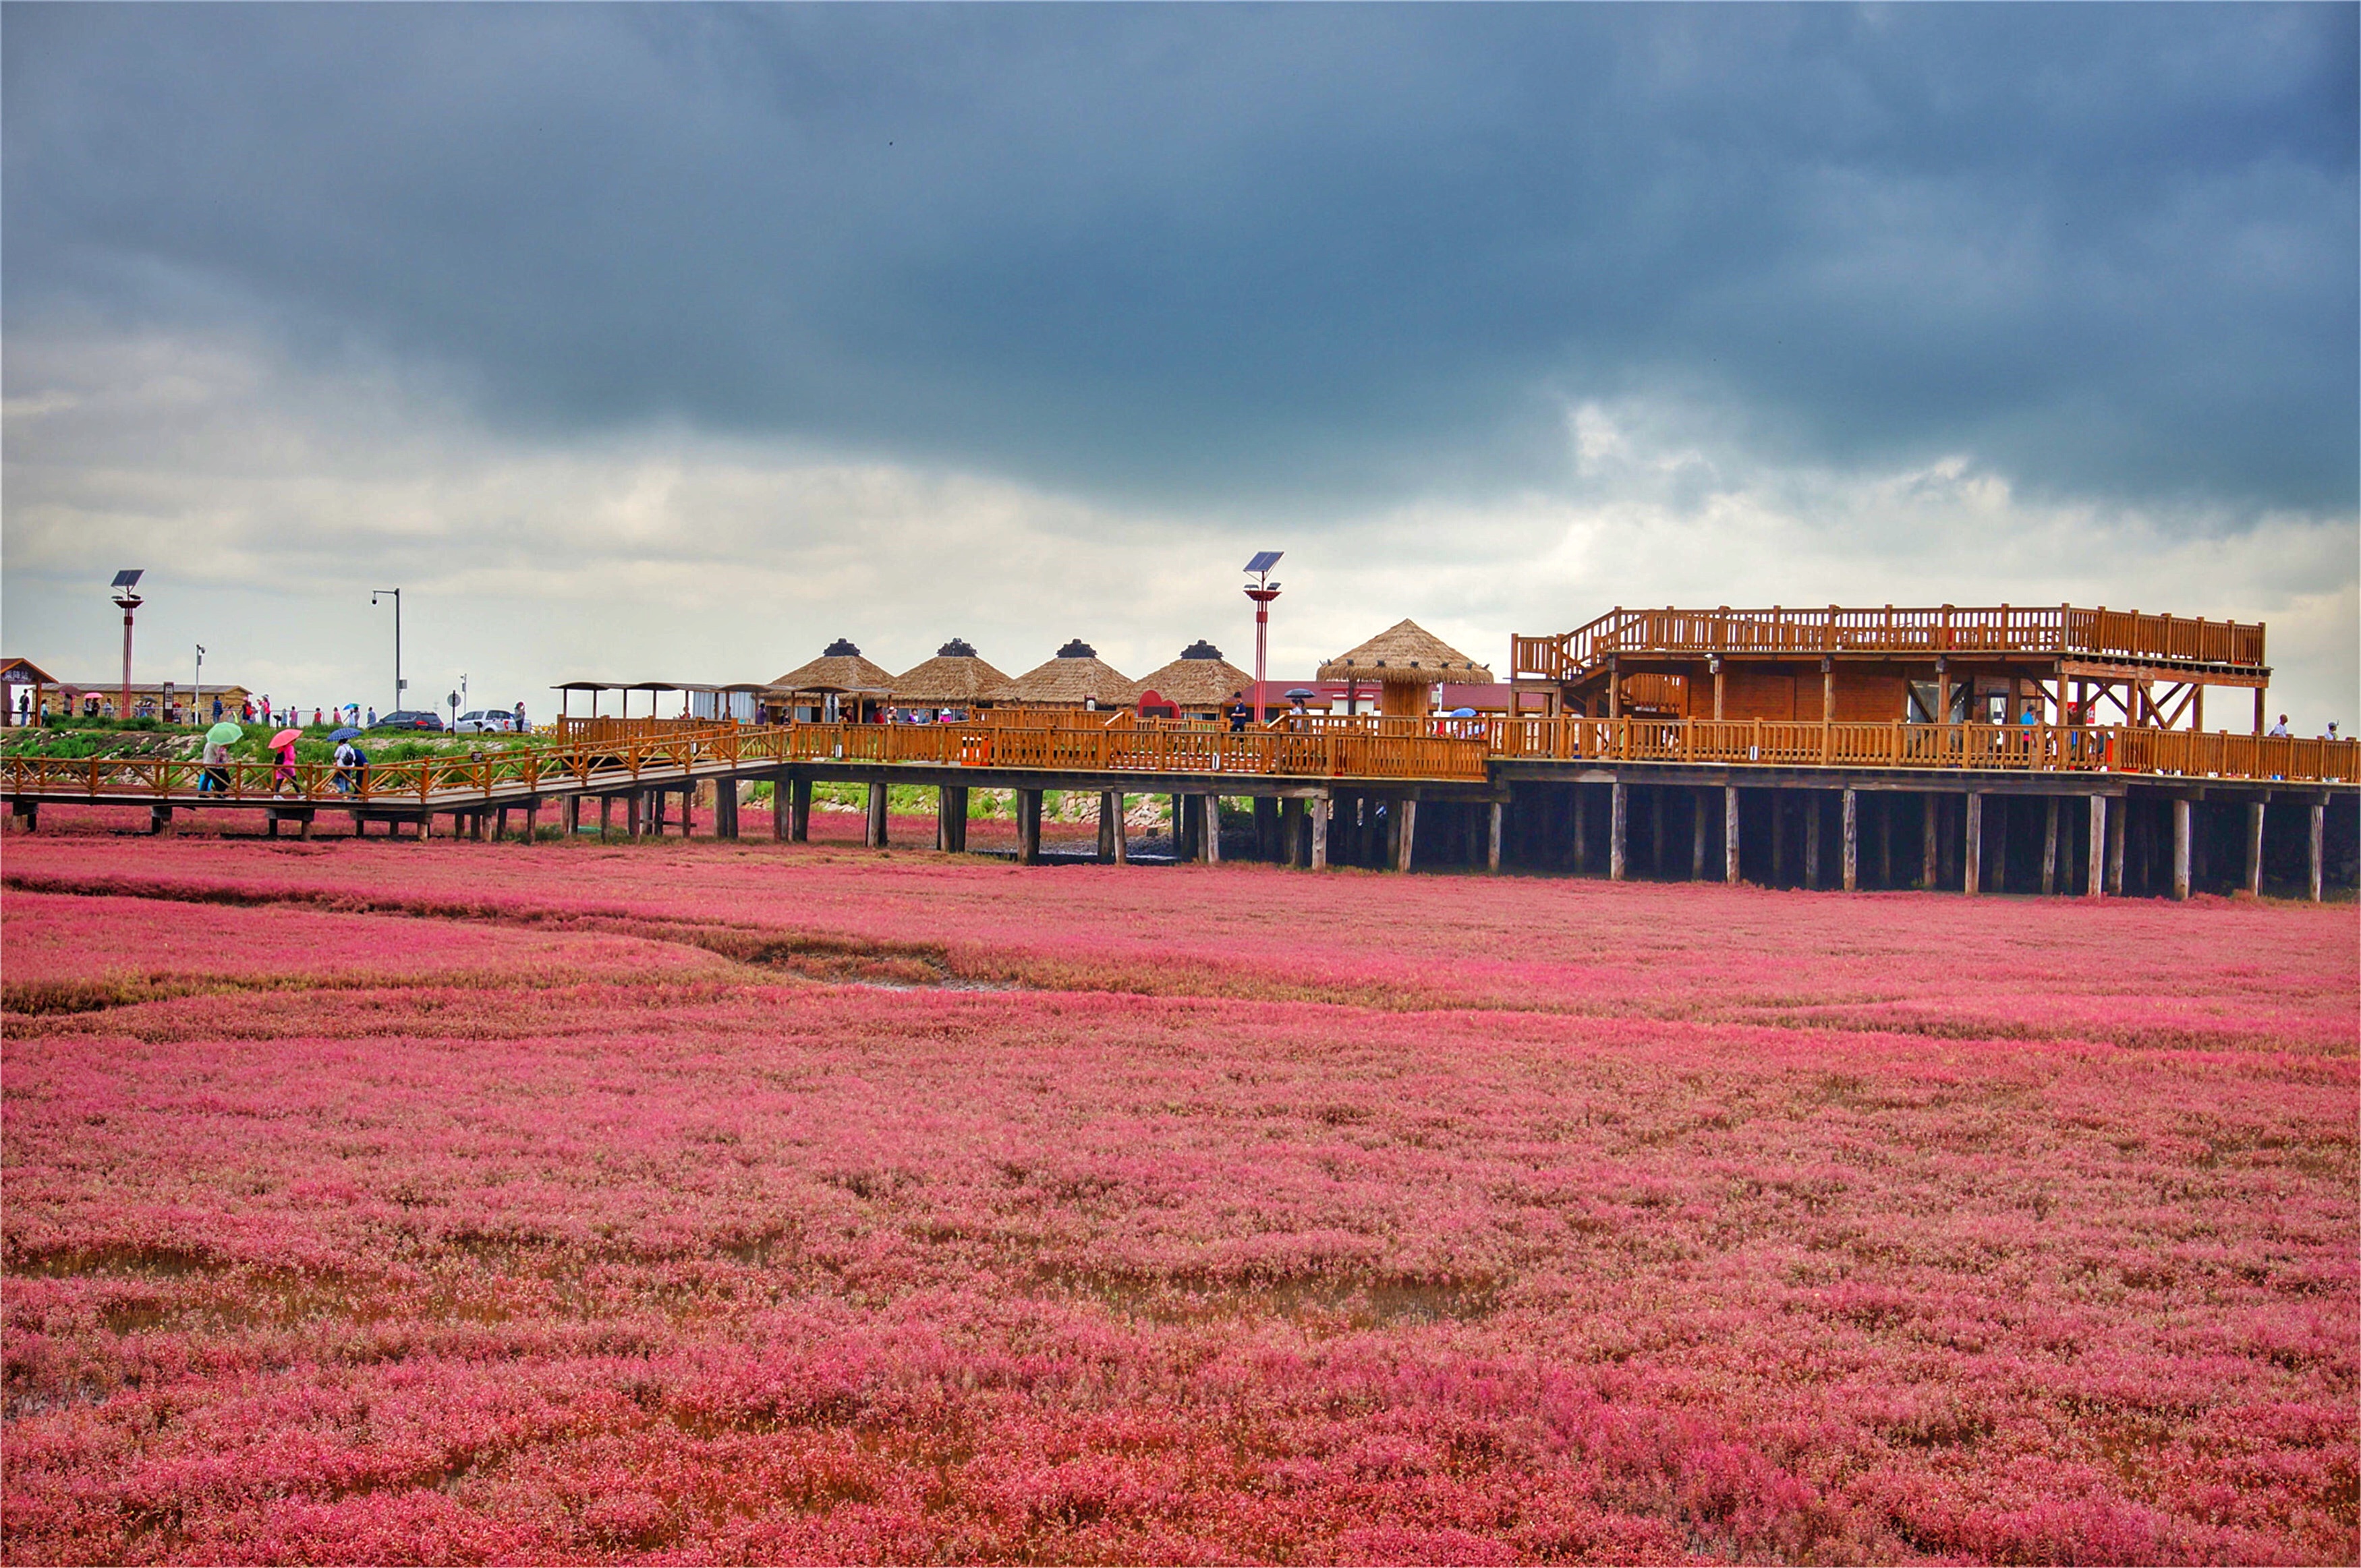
[
  {"left": 772, "top": 638, "right": 897, "bottom": 721},
  {"left": 991, "top": 639, "right": 1133, "bottom": 709},
  {"left": 1118, "top": 640, "right": 1254, "bottom": 717},
  {"left": 892, "top": 638, "right": 1009, "bottom": 709},
  {"left": 1317, "top": 620, "right": 1494, "bottom": 717}
]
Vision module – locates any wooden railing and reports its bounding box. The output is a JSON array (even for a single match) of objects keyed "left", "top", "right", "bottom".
[
  {"left": 8, "top": 715, "right": 2353, "bottom": 809},
  {"left": 552, "top": 716, "right": 724, "bottom": 742},
  {"left": 1512, "top": 604, "right": 2269, "bottom": 683}
]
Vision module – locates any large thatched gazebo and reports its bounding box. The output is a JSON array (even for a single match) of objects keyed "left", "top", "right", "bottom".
[
  {"left": 990, "top": 639, "right": 1133, "bottom": 710},
  {"left": 891, "top": 638, "right": 1009, "bottom": 717},
  {"left": 771, "top": 638, "right": 897, "bottom": 722},
  {"left": 1118, "top": 640, "right": 1254, "bottom": 720},
  {"left": 1317, "top": 620, "right": 1494, "bottom": 718}
]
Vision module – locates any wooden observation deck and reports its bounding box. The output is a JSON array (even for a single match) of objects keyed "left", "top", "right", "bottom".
[{"left": 1512, "top": 604, "right": 2273, "bottom": 732}]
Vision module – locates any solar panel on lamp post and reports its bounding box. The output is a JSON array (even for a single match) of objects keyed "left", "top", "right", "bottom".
[
  {"left": 1244, "top": 551, "right": 1282, "bottom": 724},
  {"left": 109, "top": 570, "right": 145, "bottom": 722}
]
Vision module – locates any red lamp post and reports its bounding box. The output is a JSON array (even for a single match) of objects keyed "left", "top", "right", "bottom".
[{"left": 1243, "top": 551, "right": 1282, "bottom": 723}]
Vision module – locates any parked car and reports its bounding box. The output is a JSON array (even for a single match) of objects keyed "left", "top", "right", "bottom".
[
  {"left": 374, "top": 710, "right": 445, "bottom": 732},
  {"left": 453, "top": 709, "right": 519, "bottom": 735}
]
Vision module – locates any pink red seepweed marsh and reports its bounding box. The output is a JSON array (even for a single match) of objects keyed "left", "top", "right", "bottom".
[{"left": 3, "top": 821, "right": 2354, "bottom": 1564}]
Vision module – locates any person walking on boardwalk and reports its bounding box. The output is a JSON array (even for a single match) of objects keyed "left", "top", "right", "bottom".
[
  {"left": 333, "top": 736, "right": 361, "bottom": 794},
  {"left": 270, "top": 728, "right": 302, "bottom": 796},
  {"left": 1227, "top": 693, "right": 1250, "bottom": 732},
  {"left": 2268, "top": 714, "right": 2290, "bottom": 738}
]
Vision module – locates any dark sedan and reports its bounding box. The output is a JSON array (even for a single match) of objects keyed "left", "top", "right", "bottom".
[{"left": 374, "top": 710, "right": 446, "bottom": 732}]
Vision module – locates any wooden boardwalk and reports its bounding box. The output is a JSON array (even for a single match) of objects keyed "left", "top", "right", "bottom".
[{"left": 7, "top": 714, "right": 2355, "bottom": 900}]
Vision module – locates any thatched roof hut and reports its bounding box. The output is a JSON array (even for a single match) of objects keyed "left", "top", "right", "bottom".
[
  {"left": 990, "top": 639, "right": 1133, "bottom": 708},
  {"left": 1118, "top": 640, "right": 1254, "bottom": 716},
  {"left": 891, "top": 638, "right": 1009, "bottom": 707},
  {"left": 1316, "top": 620, "right": 1493, "bottom": 717},
  {"left": 772, "top": 638, "right": 897, "bottom": 695}
]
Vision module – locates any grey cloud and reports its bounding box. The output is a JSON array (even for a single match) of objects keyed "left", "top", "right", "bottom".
[{"left": 4, "top": 3, "right": 2354, "bottom": 516}]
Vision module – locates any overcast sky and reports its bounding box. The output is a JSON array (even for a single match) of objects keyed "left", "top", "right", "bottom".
[{"left": 5, "top": 3, "right": 2354, "bottom": 724}]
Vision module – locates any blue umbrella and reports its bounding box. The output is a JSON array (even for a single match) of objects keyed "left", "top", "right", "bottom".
[{"left": 329, "top": 726, "right": 362, "bottom": 742}]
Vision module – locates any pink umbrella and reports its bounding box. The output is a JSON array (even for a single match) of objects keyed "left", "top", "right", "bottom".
[{"left": 270, "top": 728, "right": 303, "bottom": 750}]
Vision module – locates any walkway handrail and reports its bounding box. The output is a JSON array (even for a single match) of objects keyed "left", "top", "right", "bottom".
[
  {"left": 1512, "top": 604, "right": 2269, "bottom": 683},
  {"left": 6, "top": 716, "right": 2352, "bottom": 807}
]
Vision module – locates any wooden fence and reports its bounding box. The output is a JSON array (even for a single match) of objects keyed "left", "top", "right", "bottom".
[{"left": 7, "top": 714, "right": 2352, "bottom": 809}]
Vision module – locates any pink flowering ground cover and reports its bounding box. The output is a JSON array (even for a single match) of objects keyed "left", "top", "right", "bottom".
[{"left": 3, "top": 830, "right": 2355, "bottom": 1564}]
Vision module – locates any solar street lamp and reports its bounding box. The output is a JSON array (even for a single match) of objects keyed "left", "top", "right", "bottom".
[
  {"left": 110, "top": 569, "right": 144, "bottom": 721},
  {"left": 1243, "top": 550, "right": 1282, "bottom": 723}
]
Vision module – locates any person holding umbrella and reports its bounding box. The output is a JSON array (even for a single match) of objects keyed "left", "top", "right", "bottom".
[
  {"left": 201, "top": 720, "right": 241, "bottom": 793},
  {"left": 270, "top": 726, "right": 303, "bottom": 796},
  {"left": 329, "top": 726, "right": 367, "bottom": 794}
]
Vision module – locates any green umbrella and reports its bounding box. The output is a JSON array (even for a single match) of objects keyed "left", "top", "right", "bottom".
[{"left": 205, "top": 722, "right": 244, "bottom": 745}]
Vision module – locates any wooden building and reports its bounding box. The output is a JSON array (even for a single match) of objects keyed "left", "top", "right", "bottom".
[
  {"left": 991, "top": 640, "right": 1133, "bottom": 710},
  {"left": 28, "top": 678, "right": 252, "bottom": 724},
  {"left": 891, "top": 639, "right": 1009, "bottom": 719},
  {"left": 1317, "top": 620, "right": 1494, "bottom": 718},
  {"left": 1, "top": 659, "right": 58, "bottom": 726},
  {"left": 772, "top": 639, "right": 897, "bottom": 723},
  {"left": 1118, "top": 641, "right": 1253, "bottom": 720},
  {"left": 1512, "top": 604, "right": 2275, "bottom": 732}
]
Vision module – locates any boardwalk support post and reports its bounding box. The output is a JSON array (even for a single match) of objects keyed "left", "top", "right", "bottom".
[
  {"left": 1098, "top": 792, "right": 1117, "bottom": 861},
  {"left": 1280, "top": 797, "right": 1305, "bottom": 868},
  {"left": 1964, "top": 792, "right": 1984, "bottom": 895},
  {"left": 2171, "top": 796, "right": 2192, "bottom": 900},
  {"left": 2042, "top": 798, "right": 2059, "bottom": 894},
  {"left": 1723, "top": 785, "right": 1740, "bottom": 885},
  {"left": 2086, "top": 795, "right": 2106, "bottom": 899},
  {"left": 600, "top": 794, "right": 614, "bottom": 843},
  {"left": 2106, "top": 796, "right": 2126, "bottom": 894},
  {"left": 1204, "top": 796, "right": 1222, "bottom": 864},
  {"left": 2308, "top": 801, "right": 2324, "bottom": 902},
  {"left": 150, "top": 805, "right": 174, "bottom": 836},
  {"left": 1394, "top": 798, "right": 1415, "bottom": 873},
  {"left": 1922, "top": 793, "right": 1939, "bottom": 890},
  {"left": 1842, "top": 788, "right": 1858, "bottom": 892},
  {"left": 1609, "top": 782, "right": 1627, "bottom": 881},
  {"left": 2245, "top": 801, "right": 2265, "bottom": 897},
  {"left": 1805, "top": 797, "right": 1821, "bottom": 889},
  {"left": 1017, "top": 789, "right": 1042, "bottom": 865},
  {"left": 791, "top": 777, "right": 812, "bottom": 843},
  {"left": 1311, "top": 794, "right": 1330, "bottom": 871},
  {"left": 714, "top": 782, "right": 737, "bottom": 840},
  {"left": 1691, "top": 789, "right": 1707, "bottom": 880},
  {"left": 525, "top": 801, "right": 540, "bottom": 844},
  {"left": 1487, "top": 800, "right": 1504, "bottom": 873},
  {"left": 1110, "top": 792, "right": 1127, "bottom": 864},
  {"left": 865, "top": 782, "right": 888, "bottom": 848}
]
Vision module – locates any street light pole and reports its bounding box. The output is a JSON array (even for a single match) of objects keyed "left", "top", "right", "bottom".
[
  {"left": 110, "top": 570, "right": 146, "bottom": 721},
  {"left": 194, "top": 644, "right": 206, "bottom": 720},
  {"left": 370, "top": 589, "right": 404, "bottom": 712},
  {"left": 1243, "top": 552, "right": 1282, "bottom": 724}
]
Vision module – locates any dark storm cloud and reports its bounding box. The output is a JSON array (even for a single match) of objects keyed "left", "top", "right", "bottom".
[{"left": 5, "top": 3, "right": 2354, "bottom": 515}]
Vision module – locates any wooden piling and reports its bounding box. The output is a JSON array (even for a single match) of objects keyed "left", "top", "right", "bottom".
[
  {"left": 1572, "top": 787, "right": 1589, "bottom": 873},
  {"left": 1921, "top": 793, "right": 1939, "bottom": 889},
  {"left": 2171, "top": 797, "right": 2192, "bottom": 900},
  {"left": 1394, "top": 798, "right": 1415, "bottom": 873},
  {"left": 1487, "top": 800, "right": 1504, "bottom": 873},
  {"left": 2086, "top": 795, "right": 2107, "bottom": 898},
  {"left": 1310, "top": 794, "right": 1330, "bottom": 871},
  {"left": 1723, "top": 785, "right": 1740, "bottom": 885},
  {"left": 1804, "top": 798, "right": 1821, "bottom": 889},
  {"left": 2245, "top": 801, "right": 2265, "bottom": 896},
  {"left": 1609, "top": 782, "right": 1628, "bottom": 881},
  {"left": 865, "top": 782, "right": 887, "bottom": 848},
  {"left": 2308, "top": 802, "right": 2324, "bottom": 902},
  {"left": 1017, "top": 789, "right": 1042, "bottom": 865},
  {"left": 791, "top": 777, "right": 812, "bottom": 842},
  {"left": 1842, "top": 788, "right": 1858, "bottom": 892},
  {"left": 2042, "top": 798, "right": 2059, "bottom": 894},
  {"left": 1964, "top": 792, "right": 1984, "bottom": 895},
  {"left": 2106, "top": 796, "right": 2126, "bottom": 894}
]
